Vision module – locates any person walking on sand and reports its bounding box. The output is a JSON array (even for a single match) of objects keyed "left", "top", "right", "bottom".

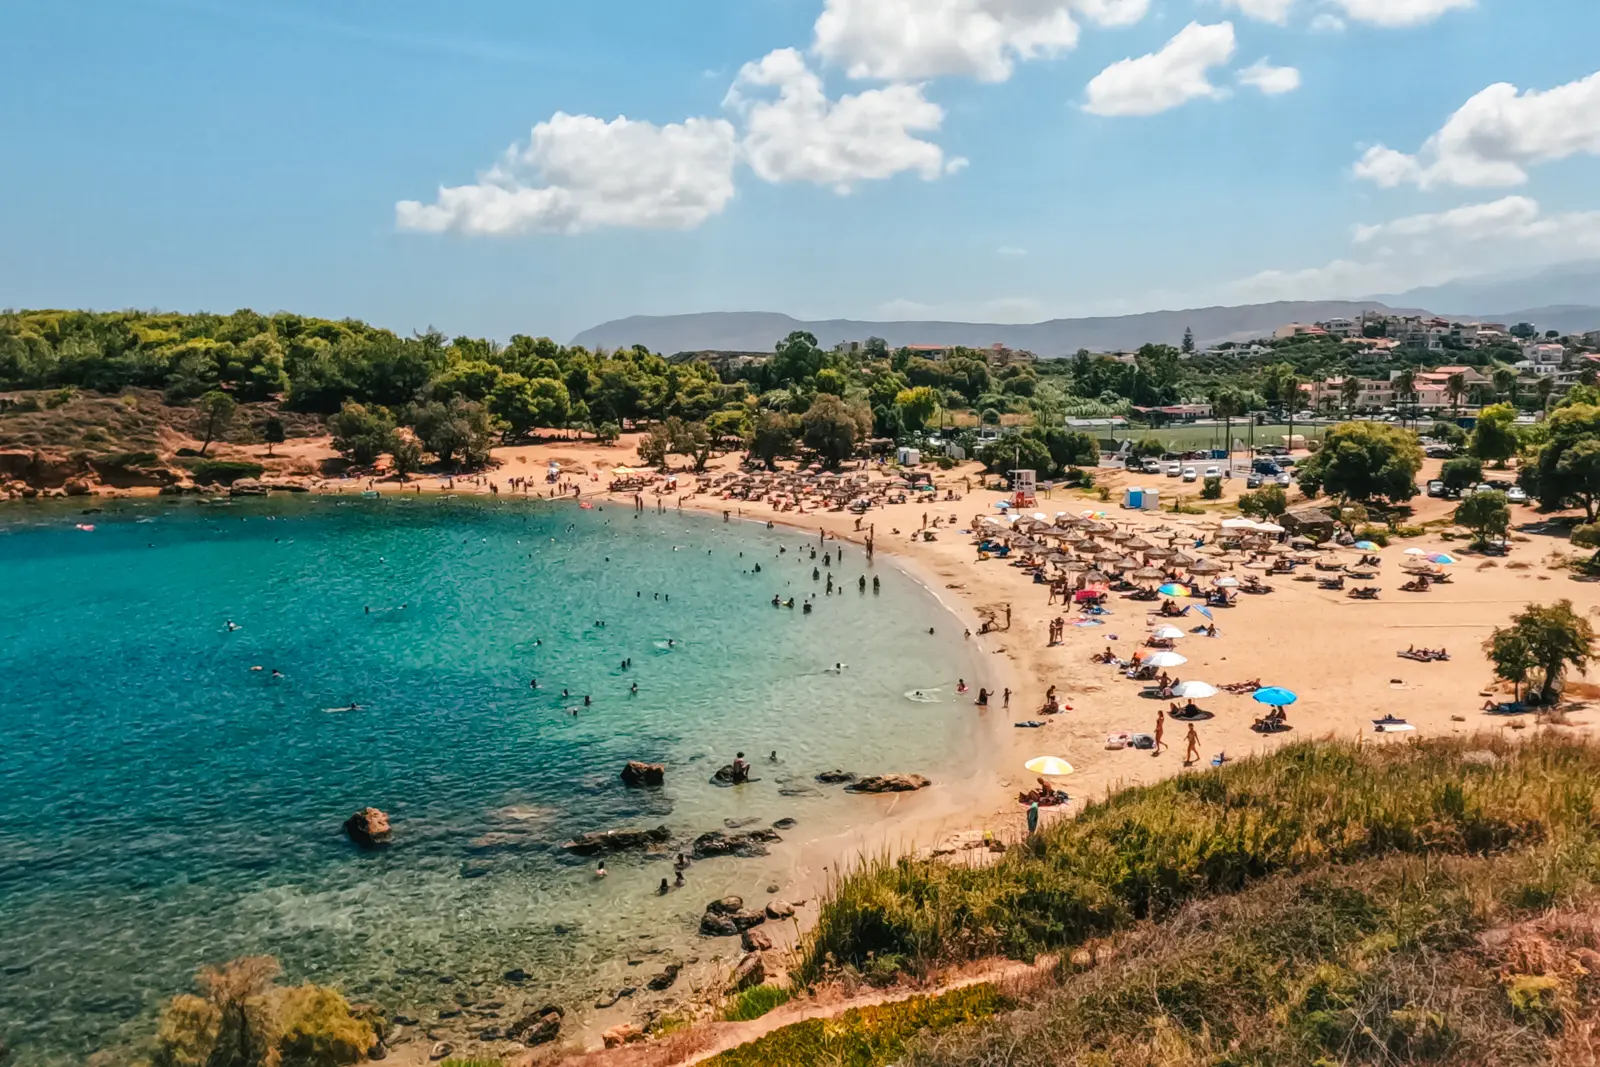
[
  {"left": 1184, "top": 722, "right": 1200, "bottom": 766},
  {"left": 1154, "top": 707, "right": 1165, "bottom": 756},
  {"left": 1026, "top": 801, "right": 1040, "bottom": 835}
]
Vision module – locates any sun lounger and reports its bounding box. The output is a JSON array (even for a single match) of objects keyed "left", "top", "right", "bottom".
[{"left": 1252, "top": 718, "right": 1293, "bottom": 734}]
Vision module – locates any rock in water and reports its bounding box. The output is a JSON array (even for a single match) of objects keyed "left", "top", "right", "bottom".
[
  {"left": 741, "top": 928, "right": 773, "bottom": 952},
  {"left": 701, "top": 898, "right": 765, "bottom": 936},
  {"left": 815, "top": 770, "right": 856, "bottom": 784},
  {"left": 699, "top": 912, "right": 738, "bottom": 937},
  {"left": 620, "top": 761, "right": 665, "bottom": 786},
  {"left": 646, "top": 963, "right": 681, "bottom": 991},
  {"left": 508, "top": 1006, "right": 563, "bottom": 1045},
  {"left": 772, "top": 817, "right": 798, "bottom": 830},
  {"left": 344, "top": 808, "right": 391, "bottom": 848},
  {"left": 561, "top": 826, "right": 672, "bottom": 855},
  {"left": 846, "top": 774, "right": 932, "bottom": 794},
  {"left": 706, "top": 896, "right": 744, "bottom": 915},
  {"left": 730, "top": 952, "right": 766, "bottom": 991},
  {"left": 692, "top": 829, "right": 781, "bottom": 858},
  {"left": 765, "top": 900, "right": 795, "bottom": 920}
]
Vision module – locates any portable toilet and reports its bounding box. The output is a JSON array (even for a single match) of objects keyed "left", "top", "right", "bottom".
[
  {"left": 1142, "top": 487, "right": 1161, "bottom": 512},
  {"left": 1123, "top": 485, "right": 1143, "bottom": 509},
  {"left": 897, "top": 447, "right": 921, "bottom": 466}
]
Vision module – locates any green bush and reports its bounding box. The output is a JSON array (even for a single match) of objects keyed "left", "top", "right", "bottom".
[
  {"left": 936, "top": 455, "right": 955, "bottom": 470},
  {"left": 182, "top": 459, "right": 265, "bottom": 485},
  {"left": 706, "top": 985, "right": 1004, "bottom": 1067},
  {"left": 1354, "top": 526, "right": 1391, "bottom": 547},
  {"left": 721, "top": 984, "right": 793, "bottom": 1022},
  {"left": 277, "top": 984, "right": 374, "bottom": 1067},
  {"left": 1200, "top": 475, "right": 1223, "bottom": 500},
  {"left": 1503, "top": 974, "right": 1563, "bottom": 1031},
  {"left": 101, "top": 451, "right": 161, "bottom": 468}
]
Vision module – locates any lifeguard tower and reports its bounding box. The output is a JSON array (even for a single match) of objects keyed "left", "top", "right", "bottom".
[{"left": 1010, "top": 469, "right": 1037, "bottom": 509}]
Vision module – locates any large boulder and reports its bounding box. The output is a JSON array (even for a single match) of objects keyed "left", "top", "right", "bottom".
[
  {"left": 229, "top": 479, "right": 269, "bottom": 497},
  {"left": 507, "top": 1003, "right": 563, "bottom": 1045},
  {"left": 645, "top": 963, "right": 681, "bottom": 991},
  {"left": 700, "top": 898, "right": 765, "bottom": 936},
  {"left": 706, "top": 896, "right": 744, "bottom": 915},
  {"left": 343, "top": 808, "right": 391, "bottom": 848},
  {"left": 699, "top": 911, "right": 739, "bottom": 937},
  {"left": 561, "top": 825, "right": 671, "bottom": 855},
  {"left": 729, "top": 953, "right": 766, "bottom": 992},
  {"left": 692, "top": 829, "right": 781, "bottom": 859},
  {"left": 846, "top": 774, "right": 932, "bottom": 794},
  {"left": 765, "top": 900, "right": 796, "bottom": 920},
  {"left": 741, "top": 928, "right": 773, "bottom": 952},
  {"left": 620, "top": 761, "right": 665, "bottom": 787}
]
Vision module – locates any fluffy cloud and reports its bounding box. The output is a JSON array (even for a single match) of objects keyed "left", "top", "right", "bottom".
[
  {"left": 725, "top": 48, "right": 960, "bottom": 192},
  {"left": 1237, "top": 58, "right": 1301, "bottom": 95},
  {"left": 1354, "top": 71, "right": 1600, "bottom": 189},
  {"left": 1084, "top": 22, "right": 1237, "bottom": 117},
  {"left": 396, "top": 113, "right": 737, "bottom": 235},
  {"left": 1219, "top": 0, "right": 1294, "bottom": 25},
  {"left": 1230, "top": 197, "right": 1600, "bottom": 301},
  {"left": 1325, "top": 0, "right": 1473, "bottom": 27},
  {"left": 813, "top": 0, "right": 1149, "bottom": 83}
]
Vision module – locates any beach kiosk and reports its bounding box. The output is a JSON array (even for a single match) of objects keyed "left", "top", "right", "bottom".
[{"left": 1009, "top": 469, "right": 1038, "bottom": 508}]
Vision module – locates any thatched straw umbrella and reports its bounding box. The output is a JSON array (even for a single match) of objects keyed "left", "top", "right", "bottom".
[
  {"left": 1189, "top": 558, "right": 1224, "bottom": 575},
  {"left": 1132, "top": 566, "right": 1165, "bottom": 582}
]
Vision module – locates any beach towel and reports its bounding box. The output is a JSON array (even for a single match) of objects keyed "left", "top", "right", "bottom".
[
  {"left": 1013, "top": 721, "right": 1048, "bottom": 729},
  {"left": 1074, "top": 619, "right": 1104, "bottom": 628}
]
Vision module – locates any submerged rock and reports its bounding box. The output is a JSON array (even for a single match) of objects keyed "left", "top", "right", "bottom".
[
  {"left": 699, "top": 912, "right": 738, "bottom": 937},
  {"left": 692, "top": 829, "right": 780, "bottom": 859},
  {"left": 343, "top": 808, "right": 392, "bottom": 848},
  {"left": 772, "top": 817, "right": 798, "bottom": 830},
  {"left": 815, "top": 770, "right": 856, "bottom": 784},
  {"left": 621, "top": 761, "right": 665, "bottom": 786},
  {"left": 595, "top": 986, "right": 636, "bottom": 1009},
  {"left": 646, "top": 963, "right": 681, "bottom": 991},
  {"left": 507, "top": 1005, "right": 563, "bottom": 1045},
  {"left": 561, "top": 825, "right": 671, "bottom": 855},
  {"left": 846, "top": 774, "right": 932, "bottom": 794}
]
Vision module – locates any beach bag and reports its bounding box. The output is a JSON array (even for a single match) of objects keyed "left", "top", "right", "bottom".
[
  {"left": 1105, "top": 732, "right": 1131, "bottom": 750},
  {"left": 1129, "top": 733, "right": 1156, "bottom": 750}
]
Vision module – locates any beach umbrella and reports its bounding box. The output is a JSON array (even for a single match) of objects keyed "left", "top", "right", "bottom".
[
  {"left": 1143, "top": 651, "right": 1188, "bottom": 668},
  {"left": 1195, "top": 605, "right": 1215, "bottom": 620},
  {"left": 1158, "top": 583, "right": 1193, "bottom": 597},
  {"left": 1221, "top": 518, "right": 1259, "bottom": 532},
  {"left": 1253, "top": 687, "right": 1298, "bottom": 707},
  {"left": 1143, "top": 546, "right": 1173, "bottom": 560},
  {"left": 1025, "top": 756, "right": 1075, "bottom": 777},
  {"left": 1172, "top": 681, "right": 1220, "bottom": 699},
  {"left": 1189, "top": 559, "right": 1223, "bottom": 575},
  {"left": 1428, "top": 553, "right": 1457, "bottom": 565},
  {"left": 1254, "top": 522, "right": 1286, "bottom": 534},
  {"left": 1116, "top": 555, "right": 1142, "bottom": 571},
  {"left": 1354, "top": 540, "right": 1380, "bottom": 551},
  {"left": 1152, "top": 625, "right": 1186, "bottom": 639},
  {"left": 1132, "top": 566, "right": 1165, "bottom": 581},
  {"left": 1214, "top": 576, "right": 1240, "bottom": 587},
  {"left": 1403, "top": 547, "right": 1428, "bottom": 556},
  {"left": 1083, "top": 569, "right": 1111, "bottom": 585}
]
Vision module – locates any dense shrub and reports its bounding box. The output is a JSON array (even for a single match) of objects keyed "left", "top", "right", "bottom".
[
  {"left": 182, "top": 459, "right": 265, "bottom": 485},
  {"left": 721, "top": 984, "right": 793, "bottom": 1022}
]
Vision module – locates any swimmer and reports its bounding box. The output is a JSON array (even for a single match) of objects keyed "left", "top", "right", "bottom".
[
  {"left": 584, "top": 695, "right": 592, "bottom": 706},
  {"left": 225, "top": 620, "right": 240, "bottom": 632},
  {"left": 250, "top": 666, "right": 263, "bottom": 672},
  {"left": 271, "top": 669, "right": 283, "bottom": 680},
  {"left": 595, "top": 860, "right": 607, "bottom": 878},
  {"left": 530, "top": 679, "right": 539, "bottom": 689},
  {"left": 957, "top": 679, "right": 968, "bottom": 693},
  {"left": 675, "top": 868, "right": 685, "bottom": 887},
  {"left": 667, "top": 639, "right": 675, "bottom": 648},
  {"left": 657, "top": 878, "right": 670, "bottom": 895},
  {"left": 630, "top": 682, "right": 638, "bottom": 694},
  {"left": 769, "top": 750, "right": 778, "bottom": 762},
  {"left": 562, "top": 688, "right": 570, "bottom": 698}
]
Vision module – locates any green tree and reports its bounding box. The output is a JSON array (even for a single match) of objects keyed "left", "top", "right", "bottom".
[
  {"left": 749, "top": 411, "right": 797, "bottom": 471},
  {"left": 262, "top": 416, "right": 286, "bottom": 457},
  {"left": 1440, "top": 456, "right": 1483, "bottom": 496},
  {"left": 802, "top": 394, "right": 871, "bottom": 469},
  {"left": 1295, "top": 421, "right": 1423, "bottom": 504},
  {"left": 1493, "top": 366, "right": 1519, "bottom": 404},
  {"left": 1181, "top": 326, "right": 1195, "bottom": 355},
  {"left": 1237, "top": 484, "right": 1288, "bottom": 519},
  {"left": 1446, "top": 372, "right": 1467, "bottom": 414},
  {"left": 1571, "top": 524, "right": 1600, "bottom": 570},
  {"left": 1532, "top": 406, "right": 1600, "bottom": 519},
  {"left": 406, "top": 398, "right": 496, "bottom": 468},
  {"left": 1200, "top": 475, "right": 1223, "bottom": 500},
  {"left": 197, "top": 390, "right": 237, "bottom": 456},
  {"left": 490, "top": 374, "right": 570, "bottom": 438},
  {"left": 1537, "top": 375, "right": 1557, "bottom": 412},
  {"left": 814, "top": 367, "right": 849, "bottom": 397},
  {"left": 638, "top": 424, "right": 672, "bottom": 469},
  {"left": 327, "top": 402, "right": 396, "bottom": 466},
  {"left": 1455, "top": 489, "right": 1510, "bottom": 547},
  {"left": 593, "top": 420, "right": 621, "bottom": 444},
  {"left": 978, "top": 434, "right": 1053, "bottom": 477},
  {"left": 1470, "top": 403, "right": 1519, "bottom": 467},
  {"left": 1485, "top": 626, "right": 1535, "bottom": 705},
  {"left": 893, "top": 386, "right": 941, "bottom": 432},
  {"left": 1489, "top": 601, "right": 1595, "bottom": 705},
  {"left": 1392, "top": 368, "right": 1416, "bottom": 427},
  {"left": 1131, "top": 437, "right": 1166, "bottom": 458},
  {"left": 1042, "top": 428, "right": 1099, "bottom": 472},
  {"left": 1213, "top": 388, "right": 1247, "bottom": 464},
  {"left": 389, "top": 431, "right": 423, "bottom": 478},
  {"left": 1340, "top": 377, "right": 1362, "bottom": 415},
  {"left": 1429, "top": 420, "right": 1467, "bottom": 448}
]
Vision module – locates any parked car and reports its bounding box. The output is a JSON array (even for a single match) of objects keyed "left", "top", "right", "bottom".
[
  {"left": 1182, "top": 467, "right": 1198, "bottom": 482},
  {"left": 1246, "top": 473, "right": 1264, "bottom": 489},
  {"left": 1142, "top": 459, "right": 1162, "bottom": 475},
  {"left": 1252, "top": 458, "right": 1282, "bottom": 476},
  {"left": 1507, "top": 486, "right": 1528, "bottom": 504},
  {"left": 1426, "top": 480, "right": 1446, "bottom": 498},
  {"left": 1275, "top": 473, "right": 1292, "bottom": 488},
  {"left": 1204, "top": 466, "right": 1222, "bottom": 479},
  {"left": 1425, "top": 445, "right": 1457, "bottom": 459},
  {"left": 1166, "top": 463, "right": 1182, "bottom": 478}
]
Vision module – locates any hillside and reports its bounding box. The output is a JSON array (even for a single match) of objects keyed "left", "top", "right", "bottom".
[{"left": 570, "top": 302, "right": 1434, "bottom": 358}]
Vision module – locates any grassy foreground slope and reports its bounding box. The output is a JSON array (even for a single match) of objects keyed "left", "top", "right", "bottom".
[{"left": 700, "top": 738, "right": 1600, "bottom": 1067}]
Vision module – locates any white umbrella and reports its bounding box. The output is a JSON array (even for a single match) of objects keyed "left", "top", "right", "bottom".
[
  {"left": 1025, "top": 756, "right": 1075, "bottom": 776},
  {"left": 1142, "top": 651, "right": 1188, "bottom": 668},
  {"left": 1171, "top": 681, "right": 1219, "bottom": 699},
  {"left": 1152, "top": 625, "right": 1186, "bottom": 640},
  {"left": 1404, "top": 547, "right": 1428, "bottom": 556},
  {"left": 1221, "top": 518, "right": 1259, "bottom": 531},
  {"left": 1253, "top": 522, "right": 1285, "bottom": 534},
  {"left": 1214, "top": 576, "right": 1240, "bottom": 588}
]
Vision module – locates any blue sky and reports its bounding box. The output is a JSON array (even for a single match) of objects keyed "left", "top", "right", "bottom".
[{"left": 2, "top": 0, "right": 1598, "bottom": 341}]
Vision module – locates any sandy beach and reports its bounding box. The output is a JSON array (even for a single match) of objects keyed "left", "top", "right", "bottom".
[{"left": 57, "top": 431, "right": 1600, "bottom": 1059}]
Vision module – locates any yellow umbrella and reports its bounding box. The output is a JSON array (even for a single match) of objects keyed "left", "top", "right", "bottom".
[{"left": 1025, "top": 756, "right": 1075, "bottom": 777}]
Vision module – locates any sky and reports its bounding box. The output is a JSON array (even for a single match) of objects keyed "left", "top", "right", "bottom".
[{"left": 2, "top": 0, "right": 1598, "bottom": 342}]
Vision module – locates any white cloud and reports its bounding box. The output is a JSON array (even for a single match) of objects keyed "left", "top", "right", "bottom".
[
  {"left": 1237, "top": 58, "right": 1301, "bottom": 95},
  {"left": 396, "top": 112, "right": 737, "bottom": 235},
  {"left": 812, "top": 0, "right": 1150, "bottom": 83},
  {"left": 997, "top": 245, "right": 1029, "bottom": 256},
  {"left": 725, "top": 48, "right": 956, "bottom": 192},
  {"left": 1219, "top": 0, "right": 1295, "bottom": 26},
  {"left": 1353, "top": 71, "right": 1600, "bottom": 190},
  {"left": 1084, "top": 22, "right": 1237, "bottom": 117},
  {"left": 1326, "top": 0, "right": 1473, "bottom": 28},
  {"left": 1229, "top": 197, "right": 1600, "bottom": 301},
  {"left": 1309, "top": 12, "right": 1346, "bottom": 31}
]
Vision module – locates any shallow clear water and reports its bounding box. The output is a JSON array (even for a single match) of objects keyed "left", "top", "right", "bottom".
[{"left": 0, "top": 496, "right": 983, "bottom": 1062}]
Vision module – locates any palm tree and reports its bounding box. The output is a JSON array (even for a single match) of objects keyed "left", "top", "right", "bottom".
[
  {"left": 1393, "top": 368, "right": 1417, "bottom": 428},
  {"left": 1340, "top": 376, "right": 1362, "bottom": 416},
  {"left": 1213, "top": 388, "right": 1244, "bottom": 468},
  {"left": 1446, "top": 372, "right": 1467, "bottom": 415},
  {"left": 1282, "top": 371, "right": 1301, "bottom": 456},
  {"left": 1537, "top": 374, "right": 1556, "bottom": 412},
  {"left": 1493, "top": 366, "right": 1518, "bottom": 404}
]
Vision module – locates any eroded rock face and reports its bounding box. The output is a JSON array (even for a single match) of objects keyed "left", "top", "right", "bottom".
[
  {"left": 846, "top": 774, "right": 931, "bottom": 794},
  {"left": 343, "top": 808, "right": 391, "bottom": 848},
  {"left": 620, "top": 761, "right": 665, "bottom": 786},
  {"left": 692, "top": 829, "right": 780, "bottom": 859},
  {"left": 561, "top": 826, "right": 671, "bottom": 855}
]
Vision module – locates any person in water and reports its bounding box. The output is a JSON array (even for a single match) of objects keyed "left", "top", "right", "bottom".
[
  {"left": 596, "top": 860, "right": 607, "bottom": 878},
  {"left": 530, "top": 678, "right": 539, "bottom": 690},
  {"left": 561, "top": 688, "right": 570, "bottom": 698},
  {"left": 956, "top": 679, "right": 968, "bottom": 693},
  {"left": 657, "top": 878, "right": 670, "bottom": 895},
  {"left": 583, "top": 695, "right": 592, "bottom": 706},
  {"left": 732, "top": 752, "right": 750, "bottom": 784},
  {"left": 630, "top": 682, "right": 638, "bottom": 694}
]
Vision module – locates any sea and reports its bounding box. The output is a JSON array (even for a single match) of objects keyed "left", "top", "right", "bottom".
[{"left": 0, "top": 495, "right": 986, "bottom": 1063}]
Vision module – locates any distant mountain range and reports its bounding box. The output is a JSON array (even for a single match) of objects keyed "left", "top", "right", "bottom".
[{"left": 571, "top": 268, "right": 1600, "bottom": 358}]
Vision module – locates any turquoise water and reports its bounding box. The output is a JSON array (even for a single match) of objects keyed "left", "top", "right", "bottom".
[{"left": 0, "top": 497, "right": 984, "bottom": 1063}]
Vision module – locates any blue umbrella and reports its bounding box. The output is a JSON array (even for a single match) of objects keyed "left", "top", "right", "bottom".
[
  {"left": 1196, "top": 605, "right": 1214, "bottom": 621},
  {"left": 1253, "top": 687, "right": 1298, "bottom": 707},
  {"left": 1354, "top": 540, "right": 1379, "bottom": 551}
]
